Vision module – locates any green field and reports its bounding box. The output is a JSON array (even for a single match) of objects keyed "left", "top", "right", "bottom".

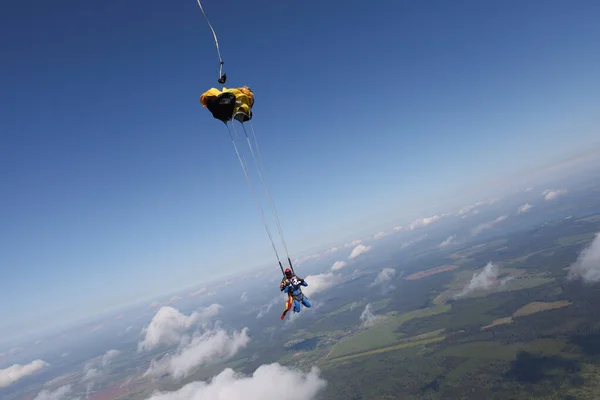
[
  {"left": 577, "top": 214, "right": 600, "bottom": 223},
  {"left": 556, "top": 232, "right": 598, "bottom": 246},
  {"left": 326, "top": 305, "right": 451, "bottom": 359},
  {"left": 329, "top": 336, "right": 446, "bottom": 362}
]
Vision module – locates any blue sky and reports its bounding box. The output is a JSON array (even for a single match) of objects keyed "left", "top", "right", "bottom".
[{"left": 1, "top": 0, "right": 600, "bottom": 341}]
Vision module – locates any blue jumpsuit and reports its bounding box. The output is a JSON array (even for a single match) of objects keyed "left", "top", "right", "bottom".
[{"left": 283, "top": 277, "right": 311, "bottom": 313}]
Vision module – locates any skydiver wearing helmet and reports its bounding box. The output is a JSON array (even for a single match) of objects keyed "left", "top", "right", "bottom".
[{"left": 279, "top": 268, "right": 311, "bottom": 320}]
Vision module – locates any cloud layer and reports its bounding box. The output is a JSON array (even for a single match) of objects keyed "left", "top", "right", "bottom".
[
  {"left": 146, "top": 363, "right": 327, "bottom": 400},
  {"left": 0, "top": 359, "right": 49, "bottom": 388},
  {"left": 568, "top": 233, "right": 600, "bottom": 283}
]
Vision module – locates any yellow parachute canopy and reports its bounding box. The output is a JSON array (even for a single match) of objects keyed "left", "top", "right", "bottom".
[{"left": 200, "top": 86, "right": 254, "bottom": 123}]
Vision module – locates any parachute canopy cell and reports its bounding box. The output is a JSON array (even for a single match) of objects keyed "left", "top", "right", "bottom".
[{"left": 200, "top": 86, "right": 254, "bottom": 123}]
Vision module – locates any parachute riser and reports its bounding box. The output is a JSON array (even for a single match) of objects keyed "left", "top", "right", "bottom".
[
  {"left": 288, "top": 257, "right": 295, "bottom": 275},
  {"left": 195, "top": 0, "right": 227, "bottom": 86}
]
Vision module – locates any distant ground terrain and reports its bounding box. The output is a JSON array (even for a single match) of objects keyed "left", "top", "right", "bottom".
[
  {"left": 6, "top": 211, "right": 600, "bottom": 400},
  {"left": 404, "top": 265, "right": 459, "bottom": 280},
  {"left": 273, "top": 213, "right": 600, "bottom": 400}
]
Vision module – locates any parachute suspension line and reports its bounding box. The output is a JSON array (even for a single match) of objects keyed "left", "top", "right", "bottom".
[
  {"left": 226, "top": 122, "right": 281, "bottom": 265},
  {"left": 242, "top": 122, "right": 295, "bottom": 274},
  {"left": 195, "top": 0, "right": 226, "bottom": 84}
]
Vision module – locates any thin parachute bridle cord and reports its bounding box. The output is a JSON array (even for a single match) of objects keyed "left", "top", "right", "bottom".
[
  {"left": 226, "top": 122, "right": 281, "bottom": 263},
  {"left": 242, "top": 122, "right": 294, "bottom": 271},
  {"left": 195, "top": 0, "right": 224, "bottom": 82}
]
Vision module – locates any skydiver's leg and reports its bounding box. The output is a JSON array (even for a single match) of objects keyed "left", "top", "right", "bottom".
[
  {"left": 293, "top": 299, "right": 301, "bottom": 313},
  {"left": 301, "top": 297, "right": 311, "bottom": 308},
  {"left": 281, "top": 295, "right": 293, "bottom": 320}
]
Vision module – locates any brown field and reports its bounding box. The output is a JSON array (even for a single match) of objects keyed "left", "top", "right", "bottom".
[
  {"left": 405, "top": 265, "right": 458, "bottom": 280},
  {"left": 513, "top": 301, "right": 572, "bottom": 317},
  {"left": 481, "top": 317, "right": 514, "bottom": 330},
  {"left": 480, "top": 301, "right": 572, "bottom": 331}
]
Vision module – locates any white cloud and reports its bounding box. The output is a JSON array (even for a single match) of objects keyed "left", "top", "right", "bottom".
[
  {"left": 344, "top": 239, "right": 363, "bottom": 248},
  {"left": 89, "top": 323, "right": 105, "bottom": 333},
  {"left": 369, "top": 268, "right": 396, "bottom": 294},
  {"left": 331, "top": 261, "right": 348, "bottom": 271},
  {"left": 293, "top": 253, "right": 321, "bottom": 265},
  {"left": 370, "top": 268, "right": 396, "bottom": 287},
  {"left": 188, "top": 287, "right": 207, "bottom": 297},
  {"left": 359, "top": 304, "right": 385, "bottom": 328},
  {"left": 33, "top": 384, "right": 74, "bottom": 400},
  {"left": 439, "top": 235, "right": 456, "bottom": 248},
  {"left": 82, "top": 367, "right": 100, "bottom": 382},
  {"left": 240, "top": 292, "right": 249, "bottom": 302},
  {"left": 138, "top": 304, "right": 222, "bottom": 352},
  {"left": 543, "top": 189, "right": 567, "bottom": 201},
  {"left": 146, "top": 363, "right": 326, "bottom": 400},
  {"left": 373, "top": 231, "right": 389, "bottom": 240},
  {"left": 471, "top": 215, "right": 507, "bottom": 236},
  {"left": 348, "top": 244, "right": 371, "bottom": 259},
  {"left": 456, "top": 201, "right": 486, "bottom": 216},
  {"left": 0, "top": 347, "right": 23, "bottom": 361},
  {"left": 101, "top": 349, "right": 120, "bottom": 368},
  {"left": 0, "top": 359, "right": 49, "bottom": 388},
  {"left": 393, "top": 225, "right": 403, "bottom": 231},
  {"left": 301, "top": 273, "right": 338, "bottom": 298},
  {"left": 455, "top": 262, "right": 507, "bottom": 298},
  {"left": 145, "top": 328, "right": 250, "bottom": 380},
  {"left": 408, "top": 215, "right": 442, "bottom": 230},
  {"left": 401, "top": 234, "right": 428, "bottom": 249},
  {"left": 81, "top": 348, "right": 121, "bottom": 395},
  {"left": 140, "top": 305, "right": 249, "bottom": 380},
  {"left": 568, "top": 233, "right": 600, "bottom": 283},
  {"left": 257, "top": 296, "right": 281, "bottom": 319},
  {"left": 517, "top": 203, "right": 533, "bottom": 214}
]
